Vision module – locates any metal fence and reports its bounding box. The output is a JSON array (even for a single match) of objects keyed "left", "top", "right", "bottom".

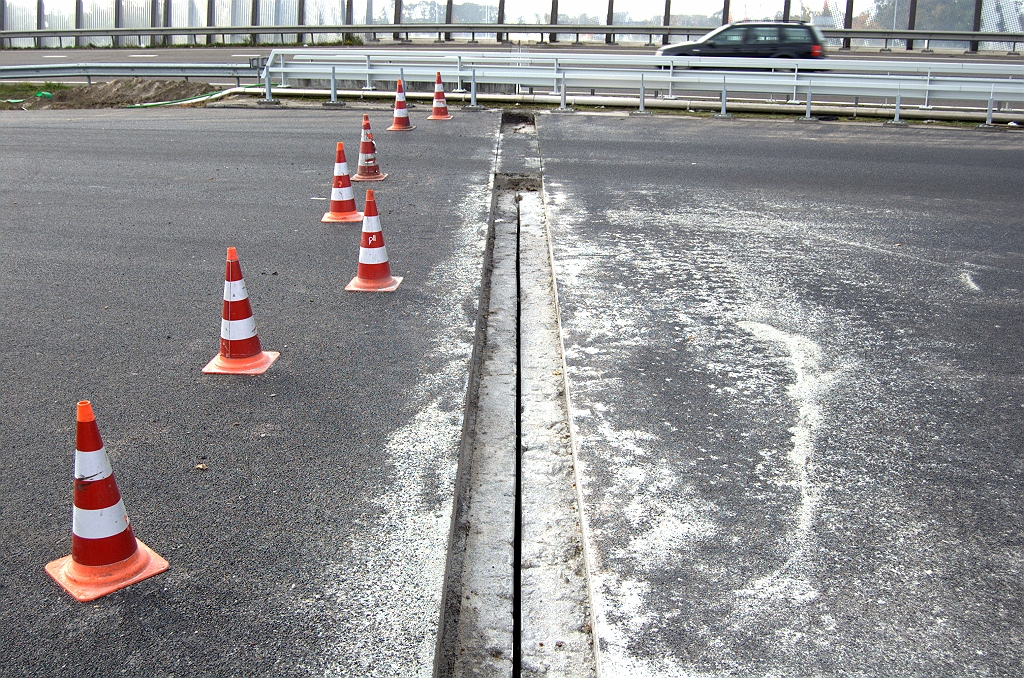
[
  {"left": 1, "top": 48, "right": 1020, "bottom": 121},
  {"left": 268, "top": 47, "right": 1022, "bottom": 119},
  {"left": 2, "top": 0, "right": 1023, "bottom": 51}
]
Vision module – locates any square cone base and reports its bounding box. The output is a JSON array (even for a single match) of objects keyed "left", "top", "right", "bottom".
[
  {"left": 45, "top": 539, "right": 169, "bottom": 602},
  {"left": 386, "top": 124, "right": 416, "bottom": 131},
  {"left": 322, "top": 211, "right": 363, "bottom": 223},
  {"left": 345, "top": 275, "right": 402, "bottom": 292},
  {"left": 427, "top": 114, "right": 453, "bottom": 120},
  {"left": 351, "top": 172, "right": 388, "bottom": 182},
  {"left": 202, "top": 350, "right": 280, "bottom": 375}
]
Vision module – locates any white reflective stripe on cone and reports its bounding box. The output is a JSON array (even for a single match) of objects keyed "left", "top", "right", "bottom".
[
  {"left": 73, "top": 500, "right": 129, "bottom": 540},
  {"left": 435, "top": 84, "right": 443, "bottom": 92},
  {"left": 223, "top": 279, "right": 249, "bottom": 302},
  {"left": 334, "top": 161, "right": 350, "bottom": 176},
  {"left": 221, "top": 315, "right": 257, "bottom": 341},
  {"left": 332, "top": 186, "right": 354, "bottom": 201},
  {"left": 393, "top": 109, "right": 409, "bottom": 118},
  {"left": 358, "top": 154, "right": 376, "bottom": 164},
  {"left": 74, "top": 448, "right": 113, "bottom": 482},
  {"left": 359, "top": 246, "right": 390, "bottom": 265},
  {"left": 361, "top": 215, "right": 382, "bottom": 233}
]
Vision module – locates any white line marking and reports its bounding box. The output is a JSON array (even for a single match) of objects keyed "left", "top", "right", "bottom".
[
  {"left": 42, "top": 55, "right": 69, "bottom": 58},
  {"left": 129, "top": 54, "right": 157, "bottom": 58},
  {"left": 231, "top": 53, "right": 261, "bottom": 57}
]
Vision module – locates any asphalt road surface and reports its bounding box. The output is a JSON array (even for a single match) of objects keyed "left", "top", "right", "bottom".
[
  {"left": 539, "top": 114, "right": 1023, "bottom": 675},
  {"left": 1, "top": 104, "right": 1021, "bottom": 677},
  {"left": 0, "top": 106, "right": 497, "bottom": 677}
]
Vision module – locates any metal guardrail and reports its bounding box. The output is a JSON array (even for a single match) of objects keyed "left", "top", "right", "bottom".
[
  {"left": 254, "top": 49, "right": 1023, "bottom": 115},
  {"left": 2, "top": 24, "right": 1023, "bottom": 48},
  {"left": 2, "top": 49, "right": 1019, "bottom": 120},
  {"left": 0, "top": 62, "right": 258, "bottom": 81}
]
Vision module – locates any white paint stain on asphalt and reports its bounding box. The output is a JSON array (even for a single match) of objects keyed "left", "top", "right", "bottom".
[
  {"left": 733, "top": 321, "right": 836, "bottom": 606},
  {"left": 545, "top": 181, "right": 855, "bottom": 676},
  {"left": 316, "top": 183, "right": 491, "bottom": 678},
  {"left": 960, "top": 271, "right": 982, "bottom": 292}
]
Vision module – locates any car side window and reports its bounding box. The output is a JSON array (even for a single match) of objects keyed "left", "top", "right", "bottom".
[
  {"left": 749, "top": 26, "right": 780, "bottom": 43},
  {"left": 781, "top": 26, "right": 813, "bottom": 43},
  {"left": 715, "top": 27, "right": 747, "bottom": 44}
]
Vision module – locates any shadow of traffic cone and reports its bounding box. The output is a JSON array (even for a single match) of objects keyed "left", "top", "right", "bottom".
[
  {"left": 322, "top": 142, "right": 363, "bottom": 223},
  {"left": 345, "top": 189, "right": 402, "bottom": 292},
  {"left": 352, "top": 114, "right": 388, "bottom": 182},
  {"left": 202, "top": 247, "right": 280, "bottom": 375},
  {"left": 45, "top": 401, "right": 169, "bottom": 602},
  {"left": 427, "top": 72, "right": 453, "bottom": 120},
  {"left": 386, "top": 79, "right": 415, "bottom": 131}
]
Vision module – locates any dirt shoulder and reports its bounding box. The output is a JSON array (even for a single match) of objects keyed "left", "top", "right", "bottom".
[{"left": 1, "top": 78, "right": 218, "bottom": 110}]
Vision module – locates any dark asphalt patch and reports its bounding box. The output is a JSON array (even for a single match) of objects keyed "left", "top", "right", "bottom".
[{"left": 0, "top": 108, "right": 498, "bottom": 676}]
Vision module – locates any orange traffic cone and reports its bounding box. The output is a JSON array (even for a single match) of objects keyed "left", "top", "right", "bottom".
[
  {"left": 346, "top": 189, "right": 402, "bottom": 292},
  {"left": 352, "top": 114, "right": 388, "bottom": 182},
  {"left": 386, "top": 79, "right": 415, "bottom": 131},
  {"left": 45, "top": 401, "right": 169, "bottom": 602},
  {"left": 427, "top": 72, "right": 453, "bottom": 120},
  {"left": 322, "top": 142, "right": 363, "bottom": 223},
  {"left": 202, "top": 247, "right": 280, "bottom": 375}
]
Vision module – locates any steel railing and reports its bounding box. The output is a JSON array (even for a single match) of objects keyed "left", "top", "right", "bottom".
[
  {"left": 253, "top": 49, "right": 1023, "bottom": 114},
  {"left": 2, "top": 49, "right": 1020, "bottom": 120},
  {"left": 2, "top": 24, "right": 1023, "bottom": 50}
]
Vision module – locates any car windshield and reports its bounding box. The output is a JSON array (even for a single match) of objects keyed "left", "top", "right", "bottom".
[{"left": 696, "top": 25, "right": 730, "bottom": 43}]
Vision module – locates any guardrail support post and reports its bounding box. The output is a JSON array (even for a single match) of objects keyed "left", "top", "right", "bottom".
[
  {"left": 713, "top": 77, "right": 732, "bottom": 118},
  {"left": 258, "top": 67, "right": 280, "bottom": 105},
  {"left": 665, "top": 62, "right": 676, "bottom": 99},
  {"left": 796, "top": 79, "right": 818, "bottom": 121},
  {"left": 454, "top": 56, "right": 466, "bottom": 92},
  {"left": 553, "top": 70, "right": 573, "bottom": 113},
  {"left": 362, "top": 54, "right": 374, "bottom": 90},
  {"left": 980, "top": 85, "right": 995, "bottom": 126},
  {"left": 885, "top": 84, "right": 907, "bottom": 125},
  {"left": 324, "top": 65, "right": 345, "bottom": 107},
  {"left": 920, "top": 71, "right": 931, "bottom": 108},
  {"left": 631, "top": 72, "right": 653, "bottom": 115},
  {"left": 465, "top": 67, "right": 484, "bottom": 111}
]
